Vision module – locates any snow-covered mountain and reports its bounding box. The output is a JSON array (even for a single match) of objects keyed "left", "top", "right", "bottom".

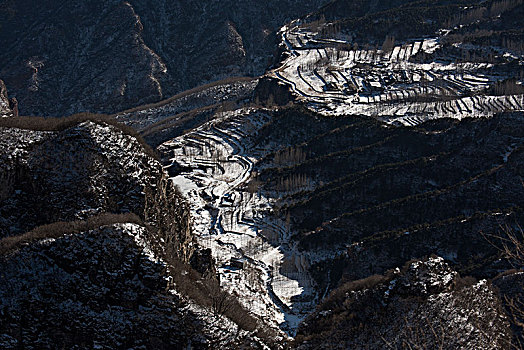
[
  {"left": 0, "top": 114, "right": 281, "bottom": 348},
  {"left": 1, "top": 0, "right": 524, "bottom": 348}
]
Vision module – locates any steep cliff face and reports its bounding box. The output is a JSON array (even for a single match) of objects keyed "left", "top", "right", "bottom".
[
  {"left": 0, "top": 80, "right": 14, "bottom": 118},
  {"left": 0, "top": 0, "right": 328, "bottom": 116},
  {"left": 0, "top": 119, "right": 193, "bottom": 261}
]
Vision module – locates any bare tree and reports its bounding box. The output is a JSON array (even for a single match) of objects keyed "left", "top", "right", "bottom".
[
  {"left": 484, "top": 220, "right": 524, "bottom": 349},
  {"left": 204, "top": 278, "right": 237, "bottom": 317},
  {"left": 381, "top": 35, "right": 396, "bottom": 53}
]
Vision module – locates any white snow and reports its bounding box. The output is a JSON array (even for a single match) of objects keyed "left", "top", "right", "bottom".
[
  {"left": 270, "top": 24, "right": 524, "bottom": 125},
  {"left": 158, "top": 108, "right": 317, "bottom": 335},
  {"left": 170, "top": 175, "right": 199, "bottom": 195}
]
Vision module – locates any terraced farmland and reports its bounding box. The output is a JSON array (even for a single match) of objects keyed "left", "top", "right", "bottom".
[
  {"left": 156, "top": 107, "right": 317, "bottom": 335},
  {"left": 272, "top": 22, "right": 524, "bottom": 125}
]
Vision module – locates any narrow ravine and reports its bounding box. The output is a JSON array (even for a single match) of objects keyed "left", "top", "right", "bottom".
[{"left": 158, "top": 108, "right": 317, "bottom": 334}]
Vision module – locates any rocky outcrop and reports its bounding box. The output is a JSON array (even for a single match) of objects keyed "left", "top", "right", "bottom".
[
  {"left": 0, "top": 127, "right": 48, "bottom": 203},
  {"left": 8, "top": 98, "right": 17, "bottom": 117},
  {"left": 254, "top": 77, "right": 294, "bottom": 106},
  {"left": 0, "top": 119, "right": 194, "bottom": 262},
  {"left": 190, "top": 248, "right": 217, "bottom": 278},
  {"left": 144, "top": 168, "right": 194, "bottom": 262},
  {"left": 296, "top": 257, "right": 512, "bottom": 349},
  {"left": 0, "top": 223, "right": 205, "bottom": 349},
  {"left": 0, "top": 80, "right": 14, "bottom": 118}
]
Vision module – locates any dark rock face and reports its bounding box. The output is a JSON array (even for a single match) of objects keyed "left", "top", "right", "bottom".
[
  {"left": 190, "top": 248, "right": 217, "bottom": 278},
  {"left": 0, "top": 0, "right": 328, "bottom": 116},
  {"left": 8, "top": 98, "right": 17, "bottom": 117},
  {"left": 254, "top": 77, "right": 294, "bottom": 106},
  {"left": 0, "top": 2, "right": 166, "bottom": 117},
  {"left": 296, "top": 257, "right": 512, "bottom": 349},
  {"left": 0, "top": 80, "right": 13, "bottom": 118},
  {"left": 0, "top": 223, "right": 205, "bottom": 349},
  {"left": 0, "top": 120, "right": 193, "bottom": 261}
]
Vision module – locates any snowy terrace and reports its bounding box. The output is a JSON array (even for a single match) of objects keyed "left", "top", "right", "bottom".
[
  {"left": 272, "top": 23, "right": 524, "bottom": 125},
  {"left": 158, "top": 107, "right": 318, "bottom": 335}
]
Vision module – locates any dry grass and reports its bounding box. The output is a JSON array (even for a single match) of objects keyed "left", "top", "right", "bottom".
[
  {"left": 484, "top": 220, "right": 524, "bottom": 349},
  {"left": 0, "top": 213, "right": 142, "bottom": 256},
  {"left": 114, "top": 76, "right": 256, "bottom": 116},
  {"left": 141, "top": 103, "right": 219, "bottom": 137},
  {"left": 164, "top": 255, "right": 259, "bottom": 332}
]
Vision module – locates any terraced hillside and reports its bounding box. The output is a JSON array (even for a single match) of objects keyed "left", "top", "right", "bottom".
[
  {"left": 110, "top": 2, "right": 524, "bottom": 335},
  {"left": 2, "top": 0, "right": 523, "bottom": 347},
  {"left": 252, "top": 108, "right": 523, "bottom": 290},
  {"left": 115, "top": 77, "right": 259, "bottom": 146},
  {"left": 115, "top": 81, "right": 523, "bottom": 339},
  {"left": 271, "top": 0, "right": 524, "bottom": 125},
  {"left": 154, "top": 106, "right": 318, "bottom": 334}
]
